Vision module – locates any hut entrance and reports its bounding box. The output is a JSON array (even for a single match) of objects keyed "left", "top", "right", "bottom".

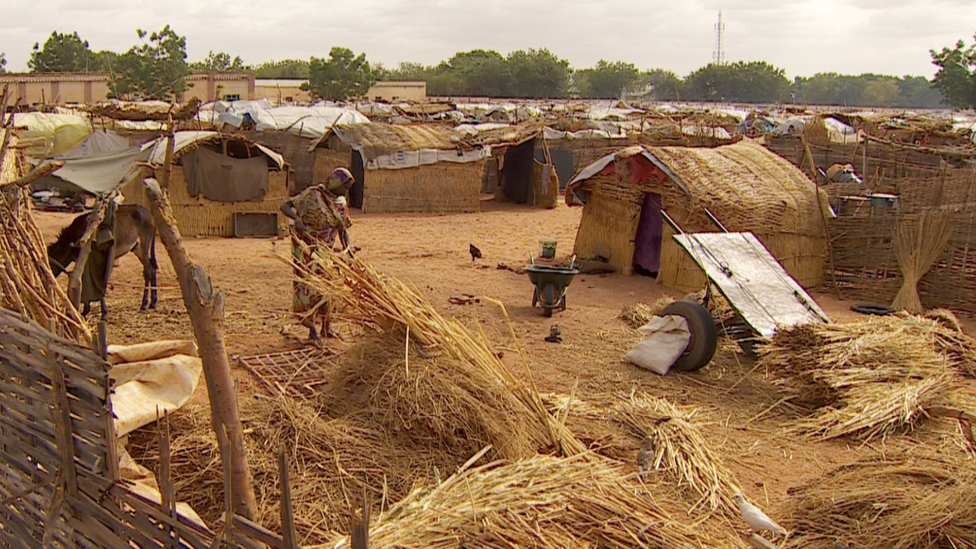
[
  {"left": 349, "top": 150, "right": 365, "bottom": 208},
  {"left": 534, "top": 149, "right": 574, "bottom": 190},
  {"left": 501, "top": 139, "right": 536, "bottom": 203},
  {"left": 633, "top": 193, "right": 663, "bottom": 275}
]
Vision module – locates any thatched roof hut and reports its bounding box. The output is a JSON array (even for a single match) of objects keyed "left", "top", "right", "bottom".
[
  {"left": 566, "top": 139, "right": 830, "bottom": 293},
  {"left": 312, "top": 122, "right": 542, "bottom": 214},
  {"left": 123, "top": 131, "right": 289, "bottom": 237}
]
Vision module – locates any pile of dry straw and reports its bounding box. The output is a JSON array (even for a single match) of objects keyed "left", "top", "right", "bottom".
[
  {"left": 785, "top": 448, "right": 976, "bottom": 549},
  {"left": 758, "top": 312, "right": 976, "bottom": 440}
]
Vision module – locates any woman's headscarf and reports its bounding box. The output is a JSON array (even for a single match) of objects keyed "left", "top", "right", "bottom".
[{"left": 325, "top": 168, "right": 355, "bottom": 194}]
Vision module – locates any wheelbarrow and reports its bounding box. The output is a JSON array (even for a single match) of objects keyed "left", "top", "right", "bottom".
[{"left": 525, "top": 255, "right": 580, "bottom": 317}]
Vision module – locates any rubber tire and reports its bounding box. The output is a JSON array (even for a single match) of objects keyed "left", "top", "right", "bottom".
[
  {"left": 851, "top": 303, "right": 895, "bottom": 316},
  {"left": 542, "top": 284, "right": 555, "bottom": 317},
  {"left": 660, "top": 300, "right": 719, "bottom": 372}
]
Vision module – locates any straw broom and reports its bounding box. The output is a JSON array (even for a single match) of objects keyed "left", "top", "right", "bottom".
[
  {"left": 281, "top": 243, "right": 587, "bottom": 456},
  {"left": 891, "top": 211, "right": 953, "bottom": 314},
  {"left": 324, "top": 453, "right": 711, "bottom": 549}
]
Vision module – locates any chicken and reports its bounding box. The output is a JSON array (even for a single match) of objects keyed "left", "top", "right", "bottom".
[
  {"left": 469, "top": 243, "right": 482, "bottom": 263},
  {"left": 733, "top": 494, "right": 788, "bottom": 537}
]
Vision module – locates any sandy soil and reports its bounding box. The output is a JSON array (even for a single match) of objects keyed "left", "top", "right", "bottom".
[{"left": 33, "top": 199, "right": 975, "bottom": 517}]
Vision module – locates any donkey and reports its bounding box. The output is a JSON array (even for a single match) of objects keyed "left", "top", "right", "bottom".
[{"left": 47, "top": 204, "right": 158, "bottom": 315}]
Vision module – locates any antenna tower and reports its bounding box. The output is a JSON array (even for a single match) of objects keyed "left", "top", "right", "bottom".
[{"left": 713, "top": 11, "right": 726, "bottom": 65}]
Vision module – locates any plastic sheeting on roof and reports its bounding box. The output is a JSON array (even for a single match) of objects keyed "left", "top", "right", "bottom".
[
  {"left": 12, "top": 112, "right": 93, "bottom": 157},
  {"left": 141, "top": 131, "right": 285, "bottom": 169},
  {"left": 197, "top": 101, "right": 369, "bottom": 139},
  {"left": 824, "top": 117, "right": 861, "bottom": 144},
  {"left": 367, "top": 148, "right": 490, "bottom": 170},
  {"left": 49, "top": 146, "right": 151, "bottom": 196}
]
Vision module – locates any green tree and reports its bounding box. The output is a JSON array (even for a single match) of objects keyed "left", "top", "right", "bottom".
[
  {"left": 897, "top": 76, "right": 944, "bottom": 108},
  {"left": 382, "top": 61, "right": 429, "bottom": 81},
  {"left": 861, "top": 79, "right": 901, "bottom": 106},
  {"left": 507, "top": 48, "right": 570, "bottom": 98},
  {"left": 574, "top": 60, "right": 644, "bottom": 99},
  {"left": 112, "top": 25, "right": 189, "bottom": 100},
  {"left": 684, "top": 61, "right": 788, "bottom": 103},
  {"left": 930, "top": 34, "right": 976, "bottom": 109},
  {"left": 306, "top": 47, "right": 375, "bottom": 101},
  {"left": 645, "top": 69, "right": 683, "bottom": 100},
  {"left": 252, "top": 59, "right": 309, "bottom": 79},
  {"left": 29, "top": 31, "right": 96, "bottom": 72},
  {"left": 440, "top": 50, "right": 512, "bottom": 97},
  {"left": 0, "top": 52, "right": 6, "bottom": 73},
  {"left": 190, "top": 51, "right": 246, "bottom": 73}
]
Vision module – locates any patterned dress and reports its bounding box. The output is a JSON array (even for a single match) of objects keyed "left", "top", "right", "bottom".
[{"left": 287, "top": 185, "right": 351, "bottom": 327}]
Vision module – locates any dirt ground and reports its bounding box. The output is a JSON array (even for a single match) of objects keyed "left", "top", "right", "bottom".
[{"left": 34, "top": 199, "right": 976, "bottom": 521}]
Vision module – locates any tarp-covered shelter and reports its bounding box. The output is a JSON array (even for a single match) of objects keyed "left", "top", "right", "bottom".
[
  {"left": 566, "top": 140, "right": 831, "bottom": 293},
  {"left": 122, "top": 131, "right": 289, "bottom": 237},
  {"left": 31, "top": 129, "right": 138, "bottom": 198}
]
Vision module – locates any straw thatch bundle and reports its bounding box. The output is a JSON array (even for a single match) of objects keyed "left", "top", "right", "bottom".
[
  {"left": 327, "top": 454, "right": 710, "bottom": 549},
  {"left": 321, "top": 331, "right": 546, "bottom": 462},
  {"left": 758, "top": 314, "right": 976, "bottom": 440},
  {"left": 619, "top": 302, "right": 654, "bottom": 328},
  {"left": 614, "top": 393, "right": 742, "bottom": 517},
  {"left": 891, "top": 212, "right": 954, "bottom": 314},
  {"left": 285, "top": 244, "right": 587, "bottom": 456},
  {"left": 0, "top": 135, "right": 90, "bottom": 342},
  {"left": 785, "top": 450, "right": 976, "bottom": 549}
]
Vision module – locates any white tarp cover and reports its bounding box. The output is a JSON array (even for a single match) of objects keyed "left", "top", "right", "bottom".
[
  {"left": 142, "top": 131, "right": 286, "bottom": 169},
  {"left": 251, "top": 105, "right": 369, "bottom": 138},
  {"left": 12, "top": 112, "right": 93, "bottom": 157},
  {"left": 367, "top": 147, "right": 490, "bottom": 170},
  {"left": 50, "top": 146, "right": 151, "bottom": 196},
  {"left": 624, "top": 315, "right": 691, "bottom": 375},
  {"left": 107, "top": 339, "right": 203, "bottom": 437},
  {"left": 824, "top": 117, "right": 860, "bottom": 144}
]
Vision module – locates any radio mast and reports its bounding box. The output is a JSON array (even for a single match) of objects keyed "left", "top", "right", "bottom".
[{"left": 713, "top": 11, "right": 726, "bottom": 65}]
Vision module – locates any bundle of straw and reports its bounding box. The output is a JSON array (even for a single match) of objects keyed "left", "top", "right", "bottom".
[
  {"left": 321, "top": 332, "right": 546, "bottom": 462},
  {"left": 785, "top": 450, "right": 976, "bottom": 549},
  {"left": 329, "top": 453, "right": 710, "bottom": 549},
  {"left": 614, "top": 393, "right": 742, "bottom": 517},
  {"left": 892, "top": 212, "right": 954, "bottom": 314},
  {"left": 0, "top": 137, "right": 90, "bottom": 342},
  {"left": 619, "top": 302, "right": 654, "bottom": 328},
  {"left": 758, "top": 314, "right": 972, "bottom": 440},
  {"left": 284, "top": 243, "right": 587, "bottom": 456}
]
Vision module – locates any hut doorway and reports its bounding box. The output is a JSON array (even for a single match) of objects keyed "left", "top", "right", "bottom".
[
  {"left": 534, "top": 149, "right": 574, "bottom": 190},
  {"left": 633, "top": 193, "right": 663, "bottom": 275},
  {"left": 501, "top": 139, "right": 536, "bottom": 203},
  {"left": 349, "top": 151, "right": 365, "bottom": 208}
]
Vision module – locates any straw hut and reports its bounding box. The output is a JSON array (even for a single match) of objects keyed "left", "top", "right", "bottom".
[
  {"left": 566, "top": 140, "right": 830, "bottom": 293},
  {"left": 122, "top": 131, "right": 288, "bottom": 237},
  {"left": 311, "top": 122, "right": 541, "bottom": 214}
]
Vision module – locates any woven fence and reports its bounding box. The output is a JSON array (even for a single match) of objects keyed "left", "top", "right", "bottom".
[{"left": 0, "top": 307, "right": 296, "bottom": 548}]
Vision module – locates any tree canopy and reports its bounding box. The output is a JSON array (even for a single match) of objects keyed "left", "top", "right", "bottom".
[
  {"left": 190, "top": 51, "right": 246, "bottom": 73},
  {"left": 684, "top": 61, "right": 790, "bottom": 103},
  {"left": 574, "top": 60, "right": 645, "bottom": 99},
  {"left": 930, "top": 34, "right": 976, "bottom": 109},
  {"left": 111, "top": 25, "right": 190, "bottom": 100},
  {"left": 29, "top": 31, "right": 98, "bottom": 73},
  {"left": 0, "top": 53, "right": 6, "bottom": 73},
  {"left": 252, "top": 59, "right": 309, "bottom": 79},
  {"left": 306, "top": 47, "right": 375, "bottom": 101},
  {"left": 507, "top": 49, "right": 571, "bottom": 98}
]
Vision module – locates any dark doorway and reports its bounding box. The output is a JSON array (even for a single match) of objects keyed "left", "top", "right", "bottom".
[
  {"left": 633, "top": 193, "right": 663, "bottom": 275},
  {"left": 349, "top": 150, "right": 365, "bottom": 208},
  {"left": 534, "top": 148, "right": 574, "bottom": 190},
  {"left": 501, "top": 139, "right": 536, "bottom": 203}
]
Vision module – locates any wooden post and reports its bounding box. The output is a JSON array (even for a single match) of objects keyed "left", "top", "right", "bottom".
[
  {"left": 67, "top": 201, "right": 107, "bottom": 312},
  {"left": 141, "top": 128, "right": 257, "bottom": 519}
]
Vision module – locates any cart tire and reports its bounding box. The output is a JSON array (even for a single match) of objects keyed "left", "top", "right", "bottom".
[
  {"left": 660, "top": 300, "right": 718, "bottom": 372},
  {"left": 543, "top": 284, "right": 555, "bottom": 317},
  {"left": 851, "top": 303, "right": 894, "bottom": 316}
]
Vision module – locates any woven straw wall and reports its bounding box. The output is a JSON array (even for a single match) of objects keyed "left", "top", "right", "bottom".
[
  {"left": 362, "top": 160, "right": 484, "bottom": 214},
  {"left": 572, "top": 140, "right": 828, "bottom": 291},
  {"left": 124, "top": 166, "right": 288, "bottom": 237},
  {"left": 313, "top": 149, "right": 351, "bottom": 191}
]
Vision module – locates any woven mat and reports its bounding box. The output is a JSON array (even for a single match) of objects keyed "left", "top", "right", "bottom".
[{"left": 238, "top": 348, "right": 335, "bottom": 400}]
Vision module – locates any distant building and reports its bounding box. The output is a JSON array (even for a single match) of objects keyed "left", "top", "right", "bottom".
[
  {"left": 254, "top": 79, "right": 312, "bottom": 104},
  {"left": 0, "top": 72, "right": 111, "bottom": 106},
  {"left": 365, "top": 81, "right": 427, "bottom": 102},
  {"left": 183, "top": 73, "right": 255, "bottom": 103}
]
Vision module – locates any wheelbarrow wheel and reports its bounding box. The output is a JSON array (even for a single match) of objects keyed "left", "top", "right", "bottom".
[
  {"left": 542, "top": 284, "right": 555, "bottom": 317},
  {"left": 660, "top": 300, "right": 718, "bottom": 372}
]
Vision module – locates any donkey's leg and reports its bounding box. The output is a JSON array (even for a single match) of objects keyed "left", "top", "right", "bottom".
[
  {"left": 100, "top": 298, "right": 108, "bottom": 321},
  {"left": 148, "top": 236, "right": 158, "bottom": 309},
  {"left": 82, "top": 301, "right": 91, "bottom": 317}
]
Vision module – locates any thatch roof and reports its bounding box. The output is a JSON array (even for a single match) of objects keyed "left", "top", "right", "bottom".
[
  {"left": 332, "top": 121, "right": 542, "bottom": 161},
  {"left": 87, "top": 98, "right": 202, "bottom": 121}
]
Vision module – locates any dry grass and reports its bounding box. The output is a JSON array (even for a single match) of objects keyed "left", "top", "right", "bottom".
[
  {"left": 323, "top": 453, "right": 713, "bottom": 549},
  {"left": 758, "top": 313, "right": 976, "bottom": 440},
  {"left": 619, "top": 302, "right": 654, "bottom": 328},
  {"left": 785, "top": 448, "right": 976, "bottom": 549}
]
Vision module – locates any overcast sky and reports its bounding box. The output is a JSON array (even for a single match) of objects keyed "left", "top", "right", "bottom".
[{"left": 2, "top": 0, "right": 975, "bottom": 79}]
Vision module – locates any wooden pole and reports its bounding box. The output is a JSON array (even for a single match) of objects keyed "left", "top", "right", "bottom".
[{"left": 141, "top": 127, "right": 257, "bottom": 519}]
